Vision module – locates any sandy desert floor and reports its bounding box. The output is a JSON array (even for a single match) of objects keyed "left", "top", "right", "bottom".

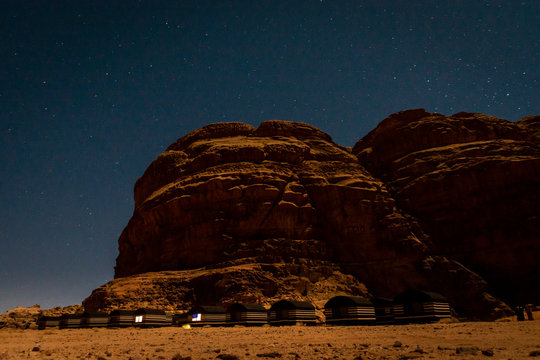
[{"left": 0, "top": 320, "right": 539, "bottom": 360}]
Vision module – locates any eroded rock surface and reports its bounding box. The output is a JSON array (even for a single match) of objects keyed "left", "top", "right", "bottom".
[
  {"left": 80, "top": 118, "right": 524, "bottom": 319},
  {"left": 354, "top": 109, "right": 540, "bottom": 306},
  {"left": 84, "top": 262, "right": 369, "bottom": 316}
]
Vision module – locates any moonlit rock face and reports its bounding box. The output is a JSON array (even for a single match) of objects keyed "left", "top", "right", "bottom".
[
  {"left": 115, "top": 119, "right": 417, "bottom": 278},
  {"left": 90, "top": 115, "right": 539, "bottom": 319}
]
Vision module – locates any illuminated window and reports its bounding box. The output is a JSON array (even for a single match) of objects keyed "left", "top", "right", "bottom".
[
  {"left": 192, "top": 313, "right": 202, "bottom": 322},
  {"left": 135, "top": 315, "right": 143, "bottom": 323}
]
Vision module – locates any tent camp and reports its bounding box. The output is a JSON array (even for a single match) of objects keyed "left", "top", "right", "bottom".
[
  {"left": 371, "top": 297, "right": 395, "bottom": 325},
  {"left": 108, "top": 310, "right": 135, "bottom": 327},
  {"left": 188, "top": 305, "right": 226, "bottom": 326},
  {"left": 80, "top": 311, "right": 108, "bottom": 328},
  {"left": 59, "top": 314, "right": 82, "bottom": 329},
  {"left": 133, "top": 308, "right": 170, "bottom": 327},
  {"left": 393, "top": 290, "right": 451, "bottom": 323},
  {"left": 226, "top": 303, "right": 268, "bottom": 326},
  {"left": 268, "top": 300, "right": 316, "bottom": 325},
  {"left": 37, "top": 316, "right": 61, "bottom": 330},
  {"left": 324, "top": 295, "right": 375, "bottom": 325}
]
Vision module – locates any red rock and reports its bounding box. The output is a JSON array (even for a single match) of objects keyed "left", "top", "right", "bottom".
[
  {"left": 84, "top": 262, "right": 370, "bottom": 314},
  {"left": 81, "top": 119, "right": 520, "bottom": 320},
  {"left": 354, "top": 110, "right": 540, "bottom": 307}
]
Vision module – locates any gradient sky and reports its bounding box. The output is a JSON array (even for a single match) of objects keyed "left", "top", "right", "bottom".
[{"left": 1, "top": 1, "right": 539, "bottom": 313}]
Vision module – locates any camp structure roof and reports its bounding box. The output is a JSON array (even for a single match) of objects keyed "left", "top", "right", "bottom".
[
  {"left": 81, "top": 311, "right": 108, "bottom": 318},
  {"left": 134, "top": 308, "right": 166, "bottom": 315},
  {"left": 189, "top": 305, "right": 226, "bottom": 314},
  {"left": 226, "top": 303, "right": 267, "bottom": 313},
  {"left": 324, "top": 296, "right": 372, "bottom": 308},
  {"left": 270, "top": 299, "right": 315, "bottom": 311},
  {"left": 393, "top": 290, "right": 447, "bottom": 304},
  {"left": 371, "top": 297, "right": 393, "bottom": 306},
  {"left": 60, "top": 313, "right": 82, "bottom": 319},
  {"left": 109, "top": 309, "right": 136, "bottom": 316}
]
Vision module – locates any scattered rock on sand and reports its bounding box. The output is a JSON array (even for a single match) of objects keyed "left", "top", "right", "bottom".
[
  {"left": 256, "top": 353, "right": 282, "bottom": 358},
  {"left": 530, "top": 350, "right": 540, "bottom": 357},
  {"left": 398, "top": 355, "right": 422, "bottom": 360},
  {"left": 482, "top": 349, "right": 494, "bottom": 356},
  {"left": 171, "top": 354, "right": 191, "bottom": 360},
  {"left": 456, "top": 346, "right": 480, "bottom": 355},
  {"left": 216, "top": 354, "right": 240, "bottom": 360},
  {"left": 393, "top": 341, "right": 403, "bottom": 348}
]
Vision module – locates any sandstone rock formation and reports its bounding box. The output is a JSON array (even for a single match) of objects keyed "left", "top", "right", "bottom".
[
  {"left": 354, "top": 109, "right": 540, "bottom": 306},
  {"left": 84, "top": 262, "right": 370, "bottom": 317},
  {"left": 0, "top": 304, "right": 82, "bottom": 329},
  {"left": 81, "top": 116, "right": 538, "bottom": 320}
]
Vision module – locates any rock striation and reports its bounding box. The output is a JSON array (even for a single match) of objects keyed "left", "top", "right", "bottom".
[
  {"left": 354, "top": 109, "right": 540, "bottom": 306},
  {"left": 85, "top": 113, "right": 539, "bottom": 319}
]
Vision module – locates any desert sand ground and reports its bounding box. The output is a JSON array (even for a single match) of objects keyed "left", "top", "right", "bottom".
[{"left": 1, "top": 320, "right": 539, "bottom": 360}]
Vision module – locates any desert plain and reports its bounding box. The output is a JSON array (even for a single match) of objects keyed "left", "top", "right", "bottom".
[{"left": 1, "top": 317, "right": 540, "bottom": 360}]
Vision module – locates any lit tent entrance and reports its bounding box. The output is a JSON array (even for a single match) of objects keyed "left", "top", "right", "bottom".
[
  {"left": 188, "top": 305, "right": 226, "bottom": 326},
  {"left": 133, "top": 308, "right": 170, "bottom": 327}
]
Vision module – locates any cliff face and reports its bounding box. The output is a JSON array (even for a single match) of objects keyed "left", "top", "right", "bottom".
[
  {"left": 353, "top": 109, "right": 540, "bottom": 305},
  {"left": 84, "top": 113, "right": 540, "bottom": 319},
  {"left": 115, "top": 120, "right": 429, "bottom": 283}
]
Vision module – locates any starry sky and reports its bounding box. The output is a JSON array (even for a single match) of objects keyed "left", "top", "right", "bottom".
[{"left": 1, "top": 1, "right": 538, "bottom": 313}]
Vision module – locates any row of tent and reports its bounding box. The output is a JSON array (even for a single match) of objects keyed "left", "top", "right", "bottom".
[{"left": 38, "top": 290, "right": 451, "bottom": 330}]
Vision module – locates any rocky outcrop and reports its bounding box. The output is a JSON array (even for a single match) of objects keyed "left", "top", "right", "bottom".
[
  {"left": 84, "top": 262, "right": 369, "bottom": 316},
  {"left": 115, "top": 120, "right": 423, "bottom": 282},
  {"left": 0, "top": 305, "right": 82, "bottom": 329},
  {"left": 86, "top": 118, "right": 524, "bottom": 320},
  {"left": 354, "top": 109, "right": 540, "bottom": 306}
]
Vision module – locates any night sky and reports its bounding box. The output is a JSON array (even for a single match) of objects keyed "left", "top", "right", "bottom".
[{"left": 1, "top": 1, "right": 539, "bottom": 313}]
